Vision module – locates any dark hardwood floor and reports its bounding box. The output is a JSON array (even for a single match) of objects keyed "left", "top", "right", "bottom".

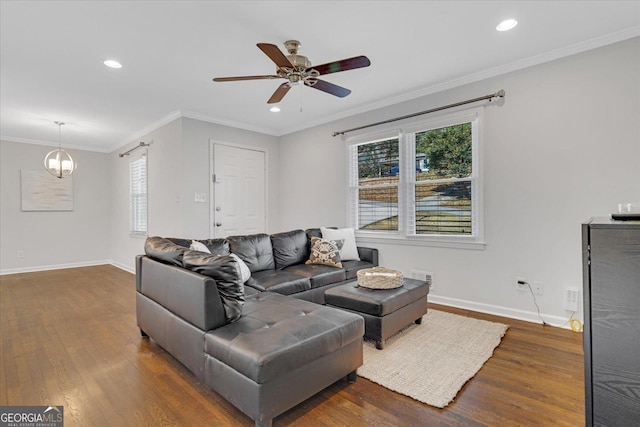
[{"left": 1, "top": 265, "right": 585, "bottom": 426}]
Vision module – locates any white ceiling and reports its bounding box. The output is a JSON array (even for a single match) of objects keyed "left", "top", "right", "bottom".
[{"left": 1, "top": 1, "right": 639, "bottom": 153}]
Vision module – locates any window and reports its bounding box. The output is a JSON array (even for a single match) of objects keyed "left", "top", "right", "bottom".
[
  {"left": 129, "top": 154, "right": 147, "bottom": 234},
  {"left": 353, "top": 137, "right": 400, "bottom": 231},
  {"left": 348, "top": 110, "right": 482, "bottom": 247}
]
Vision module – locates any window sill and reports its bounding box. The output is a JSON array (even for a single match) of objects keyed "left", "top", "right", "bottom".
[
  {"left": 355, "top": 232, "right": 486, "bottom": 250},
  {"left": 129, "top": 232, "right": 148, "bottom": 239}
]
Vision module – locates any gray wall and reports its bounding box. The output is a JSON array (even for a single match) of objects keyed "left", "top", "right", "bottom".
[
  {"left": 0, "top": 140, "right": 111, "bottom": 273},
  {"left": 2, "top": 38, "right": 638, "bottom": 326},
  {"left": 108, "top": 117, "right": 281, "bottom": 271},
  {"left": 180, "top": 117, "right": 281, "bottom": 238},
  {"left": 109, "top": 118, "right": 184, "bottom": 271},
  {"left": 277, "top": 37, "right": 640, "bottom": 323}
]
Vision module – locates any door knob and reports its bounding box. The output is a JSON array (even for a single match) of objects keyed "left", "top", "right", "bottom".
[{"left": 216, "top": 223, "right": 222, "bottom": 227}]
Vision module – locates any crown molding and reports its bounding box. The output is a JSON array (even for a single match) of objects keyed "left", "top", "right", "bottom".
[
  {"left": 7, "top": 27, "right": 638, "bottom": 150},
  {"left": 180, "top": 110, "right": 280, "bottom": 136},
  {"left": 108, "top": 110, "right": 182, "bottom": 153},
  {"left": 0, "top": 136, "right": 112, "bottom": 153},
  {"left": 277, "top": 26, "right": 640, "bottom": 136}
]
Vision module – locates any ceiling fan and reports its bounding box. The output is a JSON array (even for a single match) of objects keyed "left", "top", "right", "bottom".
[{"left": 213, "top": 40, "right": 370, "bottom": 104}]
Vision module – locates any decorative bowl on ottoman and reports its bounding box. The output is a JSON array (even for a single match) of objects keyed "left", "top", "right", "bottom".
[{"left": 357, "top": 267, "right": 403, "bottom": 289}]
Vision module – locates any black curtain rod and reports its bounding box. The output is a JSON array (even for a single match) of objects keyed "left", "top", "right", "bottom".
[
  {"left": 119, "top": 141, "right": 151, "bottom": 158},
  {"left": 332, "top": 89, "right": 505, "bottom": 137}
]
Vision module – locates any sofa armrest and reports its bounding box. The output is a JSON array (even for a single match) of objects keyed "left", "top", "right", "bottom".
[
  {"left": 357, "top": 247, "right": 378, "bottom": 266},
  {"left": 138, "top": 256, "right": 227, "bottom": 331},
  {"left": 136, "top": 254, "right": 144, "bottom": 292}
]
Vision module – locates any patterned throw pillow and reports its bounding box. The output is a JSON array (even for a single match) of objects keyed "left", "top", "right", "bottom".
[{"left": 305, "top": 237, "right": 343, "bottom": 268}]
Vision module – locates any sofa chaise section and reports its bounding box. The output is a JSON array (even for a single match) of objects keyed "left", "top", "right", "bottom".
[{"left": 203, "top": 292, "right": 363, "bottom": 427}]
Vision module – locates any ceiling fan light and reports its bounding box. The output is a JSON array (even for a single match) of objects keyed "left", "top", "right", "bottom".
[
  {"left": 496, "top": 19, "right": 518, "bottom": 32},
  {"left": 270, "top": 106, "right": 281, "bottom": 113},
  {"left": 103, "top": 59, "right": 122, "bottom": 69}
]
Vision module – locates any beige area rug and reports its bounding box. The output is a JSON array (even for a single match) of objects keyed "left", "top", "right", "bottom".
[{"left": 358, "top": 309, "right": 508, "bottom": 408}]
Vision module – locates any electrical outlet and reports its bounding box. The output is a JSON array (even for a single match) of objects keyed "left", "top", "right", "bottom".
[
  {"left": 411, "top": 270, "right": 434, "bottom": 291},
  {"left": 532, "top": 281, "right": 544, "bottom": 296},
  {"left": 17, "top": 250, "right": 24, "bottom": 259},
  {"left": 564, "top": 289, "right": 580, "bottom": 311},
  {"left": 515, "top": 276, "right": 526, "bottom": 292}
]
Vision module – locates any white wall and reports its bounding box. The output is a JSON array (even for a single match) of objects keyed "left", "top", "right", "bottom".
[
  {"left": 0, "top": 140, "right": 111, "bottom": 273},
  {"left": 277, "top": 37, "right": 640, "bottom": 324}
]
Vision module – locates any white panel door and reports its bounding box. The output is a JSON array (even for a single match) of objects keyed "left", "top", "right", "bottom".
[{"left": 212, "top": 144, "right": 266, "bottom": 238}]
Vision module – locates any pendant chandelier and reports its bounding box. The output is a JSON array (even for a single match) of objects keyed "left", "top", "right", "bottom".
[{"left": 44, "top": 121, "right": 76, "bottom": 178}]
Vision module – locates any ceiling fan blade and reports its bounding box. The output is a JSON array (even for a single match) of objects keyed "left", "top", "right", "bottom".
[
  {"left": 310, "top": 55, "right": 371, "bottom": 75},
  {"left": 305, "top": 79, "right": 351, "bottom": 98},
  {"left": 213, "top": 75, "right": 280, "bottom": 82},
  {"left": 257, "top": 43, "right": 294, "bottom": 69},
  {"left": 267, "top": 83, "right": 291, "bottom": 104}
]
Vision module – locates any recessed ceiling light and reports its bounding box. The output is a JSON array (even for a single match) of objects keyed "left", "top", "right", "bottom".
[
  {"left": 496, "top": 18, "right": 518, "bottom": 32},
  {"left": 103, "top": 59, "right": 122, "bottom": 69},
  {"left": 270, "top": 106, "right": 281, "bottom": 113}
]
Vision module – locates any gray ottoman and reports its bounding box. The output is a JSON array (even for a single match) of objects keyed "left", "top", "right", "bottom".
[{"left": 325, "top": 278, "right": 430, "bottom": 349}]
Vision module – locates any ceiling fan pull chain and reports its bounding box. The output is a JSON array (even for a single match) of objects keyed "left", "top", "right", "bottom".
[{"left": 299, "top": 83, "right": 303, "bottom": 112}]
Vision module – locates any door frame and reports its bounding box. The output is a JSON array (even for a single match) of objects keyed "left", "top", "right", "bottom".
[{"left": 209, "top": 139, "right": 269, "bottom": 238}]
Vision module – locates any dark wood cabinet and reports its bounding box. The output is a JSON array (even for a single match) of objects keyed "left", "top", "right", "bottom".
[{"left": 582, "top": 218, "right": 640, "bottom": 427}]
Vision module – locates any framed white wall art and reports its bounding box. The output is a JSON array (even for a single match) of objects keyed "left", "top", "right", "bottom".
[{"left": 20, "top": 170, "right": 74, "bottom": 211}]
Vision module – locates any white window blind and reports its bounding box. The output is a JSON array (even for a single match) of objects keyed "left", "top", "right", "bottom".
[
  {"left": 130, "top": 154, "right": 147, "bottom": 234},
  {"left": 347, "top": 109, "right": 483, "bottom": 247},
  {"left": 350, "top": 138, "right": 400, "bottom": 232}
]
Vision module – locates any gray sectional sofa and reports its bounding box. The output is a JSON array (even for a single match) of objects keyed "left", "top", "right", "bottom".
[{"left": 136, "top": 228, "right": 379, "bottom": 427}]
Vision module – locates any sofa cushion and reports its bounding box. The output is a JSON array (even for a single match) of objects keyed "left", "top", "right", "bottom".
[
  {"left": 245, "top": 270, "right": 311, "bottom": 295},
  {"left": 284, "top": 264, "right": 346, "bottom": 289},
  {"left": 270, "top": 229, "right": 309, "bottom": 269},
  {"left": 168, "top": 237, "right": 230, "bottom": 256},
  {"left": 342, "top": 259, "right": 376, "bottom": 279},
  {"left": 305, "top": 236, "right": 343, "bottom": 268},
  {"left": 204, "top": 292, "right": 364, "bottom": 384},
  {"left": 182, "top": 250, "right": 245, "bottom": 323},
  {"left": 145, "top": 236, "right": 188, "bottom": 267},
  {"left": 228, "top": 233, "right": 275, "bottom": 273},
  {"left": 305, "top": 227, "right": 325, "bottom": 241}
]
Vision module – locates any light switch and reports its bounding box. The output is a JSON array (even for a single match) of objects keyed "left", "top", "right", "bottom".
[{"left": 194, "top": 192, "right": 207, "bottom": 203}]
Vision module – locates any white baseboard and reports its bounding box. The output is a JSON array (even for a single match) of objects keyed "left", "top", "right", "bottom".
[
  {"left": 109, "top": 261, "right": 135, "bottom": 274},
  {"left": 0, "top": 260, "right": 112, "bottom": 276},
  {"left": 1, "top": 262, "right": 580, "bottom": 331},
  {"left": 429, "top": 294, "right": 579, "bottom": 330}
]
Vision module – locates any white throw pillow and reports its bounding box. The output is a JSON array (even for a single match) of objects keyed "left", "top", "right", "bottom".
[
  {"left": 190, "top": 240, "right": 211, "bottom": 253},
  {"left": 230, "top": 253, "right": 252, "bottom": 283},
  {"left": 321, "top": 227, "right": 360, "bottom": 261}
]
